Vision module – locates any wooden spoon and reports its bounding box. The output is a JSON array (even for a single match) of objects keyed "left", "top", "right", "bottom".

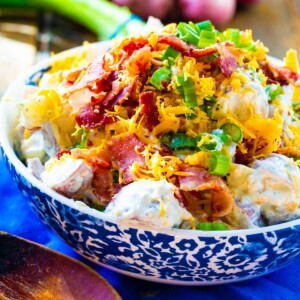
[{"left": 0, "top": 232, "right": 121, "bottom": 300}]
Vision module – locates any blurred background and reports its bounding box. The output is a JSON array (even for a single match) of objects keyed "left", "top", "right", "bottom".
[{"left": 0, "top": 0, "right": 299, "bottom": 96}]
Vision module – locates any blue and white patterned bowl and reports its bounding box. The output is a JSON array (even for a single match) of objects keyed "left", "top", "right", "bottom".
[{"left": 1, "top": 42, "right": 300, "bottom": 285}]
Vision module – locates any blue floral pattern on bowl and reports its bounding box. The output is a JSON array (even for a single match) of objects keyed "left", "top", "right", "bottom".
[
  {"left": 1, "top": 42, "right": 300, "bottom": 285},
  {"left": 2, "top": 146, "right": 300, "bottom": 285}
]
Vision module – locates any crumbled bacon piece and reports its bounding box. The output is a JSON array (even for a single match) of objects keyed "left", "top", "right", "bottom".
[
  {"left": 71, "top": 148, "right": 115, "bottom": 204},
  {"left": 271, "top": 65, "right": 300, "bottom": 86},
  {"left": 92, "top": 166, "right": 114, "bottom": 204},
  {"left": 75, "top": 105, "right": 116, "bottom": 129},
  {"left": 56, "top": 149, "right": 71, "bottom": 160},
  {"left": 174, "top": 188, "right": 187, "bottom": 207},
  {"left": 259, "top": 61, "right": 300, "bottom": 86},
  {"left": 158, "top": 35, "right": 234, "bottom": 60},
  {"left": 103, "top": 81, "right": 135, "bottom": 109},
  {"left": 91, "top": 71, "right": 119, "bottom": 94},
  {"left": 68, "top": 55, "right": 111, "bottom": 94},
  {"left": 139, "top": 91, "right": 159, "bottom": 131},
  {"left": 178, "top": 165, "right": 234, "bottom": 218},
  {"left": 114, "top": 37, "right": 150, "bottom": 67},
  {"left": 217, "top": 43, "right": 238, "bottom": 77},
  {"left": 126, "top": 46, "right": 152, "bottom": 76},
  {"left": 158, "top": 35, "right": 192, "bottom": 53},
  {"left": 109, "top": 133, "right": 146, "bottom": 184}
]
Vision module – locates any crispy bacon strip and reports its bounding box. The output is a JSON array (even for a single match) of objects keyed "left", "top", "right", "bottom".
[
  {"left": 126, "top": 46, "right": 152, "bottom": 76},
  {"left": 191, "top": 41, "right": 234, "bottom": 58},
  {"left": 75, "top": 104, "right": 116, "bottom": 129},
  {"left": 109, "top": 133, "right": 146, "bottom": 184},
  {"left": 68, "top": 55, "right": 111, "bottom": 94},
  {"left": 178, "top": 165, "right": 234, "bottom": 218},
  {"left": 139, "top": 91, "right": 159, "bottom": 131},
  {"left": 92, "top": 166, "right": 114, "bottom": 204},
  {"left": 71, "top": 148, "right": 114, "bottom": 204},
  {"left": 270, "top": 64, "right": 300, "bottom": 86},
  {"left": 217, "top": 43, "right": 238, "bottom": 77},
  {"left": 103, "top": 81, "right": 135, "bottom": 109},
  {"left": 158, "top": 36, "right": 236, "bottom": 76},
  {"left": 158, "top": 35, "right": 234, "bottom": 58},
  {"left": 158, "top": 35, "right": 192, "bottom": 53},
  {"left": 113, "top": 37, "right": 150, "bottom": 69},
  {"left": 260, "top": 61, "right": 300, "bottom": 86}
]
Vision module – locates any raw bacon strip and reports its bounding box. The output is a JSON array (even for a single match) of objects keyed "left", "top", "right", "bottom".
[
  {"left": 75, "top": 104, "right": 116, "bottom": 129},
  {"left": 109, "top": 133, "right": 146, "bottom": 184},
  {"left": 178, "top": 165, "right": 234, "bottom": 218},
  {"left": 139, "top": 91, "right": 159, "bottom": 131}
]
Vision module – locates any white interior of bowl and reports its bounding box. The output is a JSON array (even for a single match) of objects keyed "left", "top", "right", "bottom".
[{"left": 1, "top": 41, "right": 299, "bottom": 237}]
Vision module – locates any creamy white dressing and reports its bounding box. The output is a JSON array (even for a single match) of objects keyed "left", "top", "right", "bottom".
[
  {"left": 104, "top": 179, "right": 192, "bottom": 229},
  {"left": 227, "top": 154, "right": 300, "bottom": 225},
  {"left": 216, "top": 70, "right": 269, "bottom": 121},
  {"left": 21, "top": 131, "right": 46, "bottom": 161}
]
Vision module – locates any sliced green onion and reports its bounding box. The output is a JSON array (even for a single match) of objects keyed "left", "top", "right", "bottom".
[
  {"left": 197, "top": 222, "right": 228, "bottom": 231},
  {"left": 200, "top": 96, "right": 217, "bottom": 118},
  {"left": 196, "top": 20, "right": 213, "bottom": 32},
  {"left": 0, "top": 0, "right": 145, "bottom": 40},
  {"left": 204, "top": 96, "right": 217, "bottom": 102},
  {"left": 224, "top": 28, "right": 240, "bottom": 44},
  {"left": 292, "top": 100, "right": 300, "bottom": 119},
  {"left": 161, "top": 46, "right": 180, "bottom": 66},
  {"left": 150, "top": 66, "right": 172, "bottom": 90},
  {"left": 211, "top": 129, "right": 229, "bottom": 144},
  {"left": 197, "top": 133, "right": 223, "bottom": 152},
  {"left": 237, "top": 42, "right": 257, "bottom": 52},
  {"left": 188, "top": 21, "right": 201, "bottom": 34},
  {"left": 177, "top": 74, "right": 198, "bottom": 108},
  {"left": 265, "top": 84, "right": 282, "bottom": 101},
  {"left": 112, "top": 170, "right": 119, "bottom": 184},
  {"left": 292, "top": 100, "right": 300, "bottom": 111},
  {"left": 89, "top": 203, "right": 106, "bottom": 212},
  {"left": 185, "top": 113, "right": 197, "bottom": 120},
  {"left": 209, "top": 153, "right": 230, "bottom": 176},
  {"left": 217, "top": 31, "right": 226, "bottom": 42},
  {"left": 176, "top": 22, "right": 200, "bottom": 46},
  {"left": 205, "top": 103, "right": 217, "bottom": 119},
  {"left": 160, "top": 133, "right": 172, "bottom": 146},
  {"left": 69, "top": 128, "right": 89, "bottom": 149},
  {"left": 198, "top": 30, "right": 217, "bottom": 48},
  {"left": 220, "top": 123, "right": 243, "bottom": 143},
  {"left": 169, "top": 133, "right": 198, "bottom": 150}
]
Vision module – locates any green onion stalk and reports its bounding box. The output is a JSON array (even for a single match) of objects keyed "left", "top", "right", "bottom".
[{"left": 0, "top": 0, "right": 145, "bottom": 40}]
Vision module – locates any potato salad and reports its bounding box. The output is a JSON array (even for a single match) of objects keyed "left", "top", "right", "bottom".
[{"left": 16, "top": 20, "right": 300, "bottom": 230}]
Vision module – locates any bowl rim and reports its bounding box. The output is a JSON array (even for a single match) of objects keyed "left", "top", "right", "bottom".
[{"left": 1, "top": 40, "right": 299, "bottom": 237}]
